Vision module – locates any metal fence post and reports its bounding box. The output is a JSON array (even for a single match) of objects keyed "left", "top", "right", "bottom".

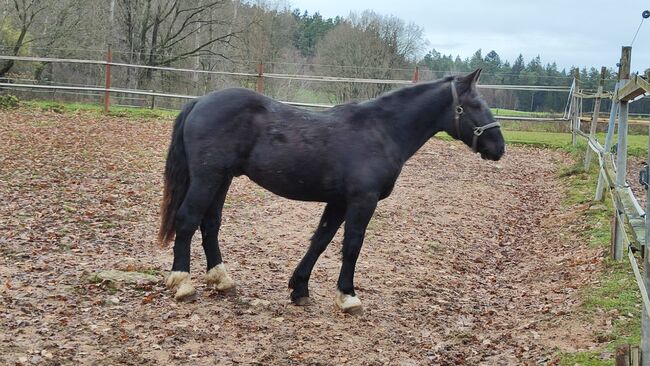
[
  {"left": 584, "top": 67, "right": 607, "bottom": 170},
  {"left": 642, "top": 66, "right": 650, "bottom": 362},
  {"left": 644, "top": 110, "right": 650, "bottom": 365},
  {"left": 613, "top": 46, "right": 632, "bottom": 261},
  {"left": 571, "top": 69, "right": 580, "bottom": 146},
  {"left": 595, "top": 80, "right": 622, "bottom": 201}
]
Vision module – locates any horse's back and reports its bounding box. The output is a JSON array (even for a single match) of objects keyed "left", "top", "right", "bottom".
[{"left": 180, "top": 88, "right": 398, "bottom": 202}]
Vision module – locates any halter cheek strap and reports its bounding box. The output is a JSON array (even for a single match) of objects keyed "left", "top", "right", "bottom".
[
  {"left": 450, "top": 80, "right": 501, "bottom": 153},
  {"left": 450, "top": 80, "right": 462, "bottom": 138}
]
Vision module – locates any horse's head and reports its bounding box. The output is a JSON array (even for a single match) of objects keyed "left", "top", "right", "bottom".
[{"left": 445, "top": 69, "right": 505, "bottom": 161}]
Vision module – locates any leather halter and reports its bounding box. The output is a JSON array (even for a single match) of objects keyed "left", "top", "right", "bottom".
[{"left": 450, "top": 80, "right": 501, "bottom": 153}]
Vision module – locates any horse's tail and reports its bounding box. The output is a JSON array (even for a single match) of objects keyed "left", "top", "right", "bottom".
[{"left": 158, "top": 100, "right": 198, "bottom": 247}]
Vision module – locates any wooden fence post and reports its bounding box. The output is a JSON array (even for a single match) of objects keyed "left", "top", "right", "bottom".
[
  {"left": 631, "top": 345, "right": 640, "bottom": 366},
  {"left": 613, "top": 46, "right": 631, "bottom": 261},
  {"left": 104, "top": 50, "right": 112, "bottom": 113},
  {"left": 584, "top": 66, "right": 607, "bottom": 170},
  {"left": 256, "top": 62, "right": 265, "bottom": 94},
  {"left": 412, "top": 66, "right": 419, "bottom": 83},
  {"left": 103, "top": 0, "right": 115, "bottom": 114}
]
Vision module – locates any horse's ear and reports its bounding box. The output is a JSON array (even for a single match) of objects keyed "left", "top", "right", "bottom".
[
  {"left": 470, "top": 68, "right": 482, "bottom": 84},
  {"left": 457, "top": 69, "right": 482, "bottom": 94}
]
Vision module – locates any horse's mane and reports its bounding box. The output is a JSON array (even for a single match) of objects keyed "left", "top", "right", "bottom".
[{"left": 368, "top": 76, "right": 454, "bottom": 105}]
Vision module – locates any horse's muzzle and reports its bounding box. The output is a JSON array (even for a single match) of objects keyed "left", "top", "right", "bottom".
[{"left": 480, "top": 144, "right": 505, "bottom": 161}]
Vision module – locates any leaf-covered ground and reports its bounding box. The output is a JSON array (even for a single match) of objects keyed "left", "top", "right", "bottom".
[{"left": 0, "top": 109, "right": 609, "bottom": 365}]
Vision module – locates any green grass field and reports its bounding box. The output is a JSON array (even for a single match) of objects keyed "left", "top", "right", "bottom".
[
  {"left": 25, "top": 100, "right": 178, "bottom": 119},
  {"left": 437, "top": 130, "right": 648, "bottom": 158},
  {"left": 491, "top": 108, "right": 556, "bottom": 118},
  {"left": 504, "top": 130, "right": 648, "bottom": 156}
]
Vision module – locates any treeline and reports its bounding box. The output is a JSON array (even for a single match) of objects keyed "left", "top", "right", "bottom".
[
  {"left": 420, "top": 49, "right": 645, "bottom": 113},
  {"left": 0, "top": 0, "right": 647, "bottom": 113}
]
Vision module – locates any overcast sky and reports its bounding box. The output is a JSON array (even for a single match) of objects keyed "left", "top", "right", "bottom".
[{"left": 286, "top": 0, "right": 650, "bottom": 73}]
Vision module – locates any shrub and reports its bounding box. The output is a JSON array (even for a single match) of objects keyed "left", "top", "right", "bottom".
[
  {"left": 40, "top": 102, "right": 66, "bottom": 113},
  {"left": 0, "top": 94, "right": 19, "bottom": 110}
]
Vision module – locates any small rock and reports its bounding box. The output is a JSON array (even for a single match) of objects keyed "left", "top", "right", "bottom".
[
  {"left": 109, "top": 296, "right": 120, "bottom": 304},
  {"left": 40, "top": 350, "right": 53, "bottom": 359},
  {"left": 273, "top": 317, "right": 284, "bottom": 322},
  {"left": 399, "top": 359, "right": 418, "bottom": 366},
  {"left": 94, "top": 270, "right": 159, "bottom": 284},
  {"left": 162, "top": 311, "right": 177, "bottom": 320},
  {"left": 249, "top": 299, "right": 271, "bottom": 308},
  {"left": 589, "top": 204, "right": 607, "bottom": 211},
  {"left": 600, "top": 352, "right": 613, "bottom": 360}
]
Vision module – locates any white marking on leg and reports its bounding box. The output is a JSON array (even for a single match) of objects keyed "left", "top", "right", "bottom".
[
  {"left": 166, "top": 271, "right": 189, "bottom": 288},
  {"left": 166, "top": 271, "right": 196, "bottom": 301},
  {"left": 205, "top": 263, "right": 236, "bottom": 291},
  {"left": 335, "top": 290, "right": 362, "bottom": 313}
]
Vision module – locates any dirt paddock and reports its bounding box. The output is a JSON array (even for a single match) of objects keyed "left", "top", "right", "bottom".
[{"left": 1, "top": 110, "right": 605, "bottom": 365}]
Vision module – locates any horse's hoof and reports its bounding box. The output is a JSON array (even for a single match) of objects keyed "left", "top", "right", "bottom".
[
  {"left": 166, "top": 271, "right": 196, "bottom": 301},
  {"left": 174, "top": 282, "right": 197, "bottom": 302},
  {"left": 166, "top": 271, "right": 190, "bottom": 289},
  {"left": 292, "top": 296, "right": 311, "bottom": 306},
  {"left": 206, "top": 264, "right": 236, "bottom": 292},
  {"left": 335, "top": 290, "right": 363, "bottom": 315}
]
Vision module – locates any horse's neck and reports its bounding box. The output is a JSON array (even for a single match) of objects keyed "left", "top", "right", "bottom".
[{"left": 376, "top": 84, "right": 452, "bottom": 161}]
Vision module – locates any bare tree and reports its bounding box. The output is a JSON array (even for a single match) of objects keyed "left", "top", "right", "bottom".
[
  {"left": 315, "top": 11, "right": 425, "bottom": 102},
  {"left": 0, "top": 0, "right": 82, "bottom": 78},
  {"left": 115, "top": 0, "right": 246, "bottom": 87}
]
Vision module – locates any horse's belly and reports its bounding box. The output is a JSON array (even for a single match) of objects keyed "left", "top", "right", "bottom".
[
  {"left": 243, "top": 153, "right": 342, "bottom": 202},
  {"left": 242, "top": 135, "right": 345, "bottom": 202},
  {"left": 246, "top": 170, "right": 339, "bottom": 202}
]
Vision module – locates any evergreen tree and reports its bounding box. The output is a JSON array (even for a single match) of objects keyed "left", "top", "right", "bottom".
[{"left": 292, "top": 10, "right": 339, "bottom": 58}]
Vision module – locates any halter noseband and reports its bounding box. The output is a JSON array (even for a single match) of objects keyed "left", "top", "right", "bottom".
[{"left": 450, "top": 80, "right": 501, "bottom": 153}]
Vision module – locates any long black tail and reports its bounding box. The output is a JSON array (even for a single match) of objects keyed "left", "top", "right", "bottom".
[{"left": 158, "top": 100, "right": 197, "bottom": 246}]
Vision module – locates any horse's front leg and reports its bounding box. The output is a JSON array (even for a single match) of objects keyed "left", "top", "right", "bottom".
[
  {"left": 336, "top": 195, "right": 378, "bottom": 314},
  {"left": 289, "top": 203, "right": 346, "bottom": 305}
]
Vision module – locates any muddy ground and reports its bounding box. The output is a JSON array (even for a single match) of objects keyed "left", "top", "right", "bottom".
[{"left": 0, "top": 110, "right": 611, "bottom": 365}]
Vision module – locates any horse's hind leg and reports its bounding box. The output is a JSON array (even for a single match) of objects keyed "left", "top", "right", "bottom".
[
  {"left": 167, "top": 178, "right": 220, "bottom": 301},
  {"left": 289, "top": 203, "right": 345, "bottom": 305},
  {"left": 201, "top": 177, "right": 236, "bottom": 293}
]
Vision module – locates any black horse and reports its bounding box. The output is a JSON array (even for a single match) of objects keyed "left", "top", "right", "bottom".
[{"left": 159, "top": 69, "right": 504, "bottom": 314}]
